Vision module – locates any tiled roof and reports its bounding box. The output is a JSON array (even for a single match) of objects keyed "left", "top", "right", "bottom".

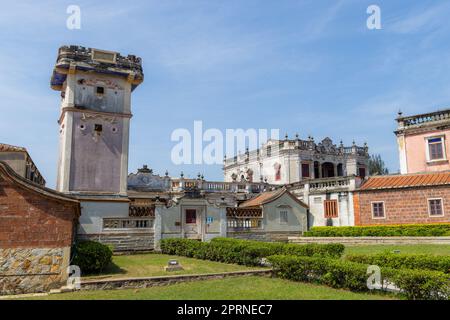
[
  {"left": 359, "top": 171, "right": 450, "bottom": 190},
  {"left": 0, "top": 161, "right": 79, "bottom": 208},
  {"left": 0, "top": 143, "right": 27, "bottom": 152},
  {"left": 240, "top": 188, "right": 308, "bottom": 208},
  {"left": 240, "top": 189, "right": 283, "bottom": 208}
]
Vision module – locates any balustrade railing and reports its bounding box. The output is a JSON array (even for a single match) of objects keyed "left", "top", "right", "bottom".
[
  {"left": 400, "top": 109, "right": 450, "bottom": 128},
  {"left": 203, "top": 182, "right": 231, "bottom": 191},
  {"left": 227, "top": 218, "right": 263, "bottom": 230},
  {"left": 103, "top": 218, "right": 154, "bottom": 230},
  {"left": 309, "top": 176, "right": 351, "bottom": 190}
]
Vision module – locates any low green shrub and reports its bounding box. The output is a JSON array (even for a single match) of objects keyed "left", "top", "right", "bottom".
[
  {"left": 71, "top": 241, "right": 113, "bottom": 274},
  {"left": 386, "top": 268, "right": 450, "bottom": 300},
  {"left": 346, "top": 253, "right": 450, "bottom": 274},
  {"left": 268, "top": 254, "right": 450, "bottom": 300},
  {"left": 159, "top": 238, "right": 345, "bottom": 266},
  {"left": 304, "top": 223, "right": 450, "bottom": 237},
  {"left": 268, "top": 255, "right": 368, "bottom": 291},
  {"left": 159, "top": 238, "right": 206, "bottom": 257}
]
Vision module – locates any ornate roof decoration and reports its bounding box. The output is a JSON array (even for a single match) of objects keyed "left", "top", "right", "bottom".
[
  {"left": 51, "top": 45, "right": 144, "bottom": 91},
  {"left": 0, "top": 143, "right": 27, "bottom": 153},
  {"left": 127, "top": 165, "right": 170, "bottom": 192},
  {"left": 318, "top": 137, "right": 337, "bottom": 153}
]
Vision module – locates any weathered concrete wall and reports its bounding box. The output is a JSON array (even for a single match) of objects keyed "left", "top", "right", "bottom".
[
  {"left": 0, "top": 247, "right": 70, "bottom": 295},
  {"left": 161, "top": 205, "right": 181, "bottom": 234},
  {"left": 0, "top": 152, "right": 26, "bottom": 177},
  {"left": 76, "top": 201, "right": 153, "bottom": 252},
  {"left": 78, "top": 233, "right": 154, "bottom": 252},
  {"left": 205, "top": 206, "right": 221, "bottom": 234},
  {"left": 74, "top": 73, "right": 128, "bottom": 114},
  {"left": 77, "top": 201, "right": 129, "bottom": 235},
  {"left": 69, "top": 112, "right": 124, "bottom": 193},
  {"left": 262, "top": 193, "right": 308, "bottom": 233},
  {"left": 308, "top": 192, "right": 354, "bottom": 227}
]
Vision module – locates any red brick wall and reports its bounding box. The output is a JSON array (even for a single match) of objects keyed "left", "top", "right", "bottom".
[
  {"left": 0, "top": 176, "right": 78, "bottom": 248},
  {"left": 356, "top": 185, "right": 450, "bottom": 225},
  {"left": 353, "top": 192, "right": 361, "bottom": 225}
]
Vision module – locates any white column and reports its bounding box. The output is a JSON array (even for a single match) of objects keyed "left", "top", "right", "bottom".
[
  {"left": 397, "top": 134, "right": 408, "bottom": 174},
  {"left": 303, "top": 182, "right": 310, "bottom": 207},
  {"left": 119, "top": 117, "right": 130, "bottom": 196},
  {"left": 59, "top": 112, "right": 74, "bottom": 193},
  {"left": 219, "top": 207, "right": 227, "bottom": 237}
]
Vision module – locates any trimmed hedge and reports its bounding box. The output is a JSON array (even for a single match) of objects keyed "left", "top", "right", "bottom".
[
  {"left": 71, "top": 241, "right": 113, "bottom": 274},
  {"left": 385, "top": 268, "right": 450, "bottom": 300},
  {"left": 304, "top": 224, "right": 450, "bottom": 237},
  {"left": 160, "top": 238, "right": 345, "bottom": 266},
  {"left": 346, "top": 253, "right": 450, "bottom": 274},
  {"left": 268, "top": 254, "right": 450, "bottom": 300}
]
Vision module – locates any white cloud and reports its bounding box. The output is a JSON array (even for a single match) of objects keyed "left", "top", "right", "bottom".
[
  {"left": 300, "top": 0, "right": 345, "bottom": 42},
  {"left": 390, "top": 2, "right": 450, "bottom": 34}
]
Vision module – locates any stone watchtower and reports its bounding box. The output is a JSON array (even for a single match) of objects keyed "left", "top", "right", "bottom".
[{"left": 51, "top": 45, "right": 143, "bottom": 196}]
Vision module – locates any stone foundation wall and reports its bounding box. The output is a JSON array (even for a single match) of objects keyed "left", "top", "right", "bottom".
[
  {"left": 78, "top": 233, "right": 154, "bottom": 252},
  {"left": 227, "top": 231, "right": 302, "bottom": 242},
  {"left": 0, "top": 247, "right": 70, "bottom": 295}
]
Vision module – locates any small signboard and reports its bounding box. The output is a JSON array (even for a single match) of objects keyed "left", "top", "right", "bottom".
[{"left": 206, "top": 216, "right": 214, "bottom": 224}]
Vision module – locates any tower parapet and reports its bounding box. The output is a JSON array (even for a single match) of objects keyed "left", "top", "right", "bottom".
[{"left": 51, "top": 45, "right": 143, "bottom": 92}]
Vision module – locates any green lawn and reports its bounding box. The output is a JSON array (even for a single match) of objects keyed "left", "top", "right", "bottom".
[
  {"left": 28, "top": 276, "right": 396, "bottom": 300},
  {"left": 83, "top": 253, "right": 262, "bottom": 280},
  {"left": 344, "top": 244, "right": 450, "bottom": 256}
]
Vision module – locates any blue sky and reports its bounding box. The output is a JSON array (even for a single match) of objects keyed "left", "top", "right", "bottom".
[{"left": 1, "top": 0, "right": 450, "bottom": 187}]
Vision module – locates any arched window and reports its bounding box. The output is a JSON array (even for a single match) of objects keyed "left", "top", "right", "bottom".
[
  {"left": 314, "top": 161, "right": 320, "bottom": 178},
  {"left": 321, "top": 162, "right": 335, "bottom": 178},
  {"left": 337, "top": 163, "right": 343, "bottom": 176}
]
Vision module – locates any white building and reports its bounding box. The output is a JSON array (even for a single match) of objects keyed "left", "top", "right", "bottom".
[
  {"left": 223, "top": 136, "right": 369, "bottom": 228},
  {"left": 223, "top": 136, "right": 368, "bottom": 185}
]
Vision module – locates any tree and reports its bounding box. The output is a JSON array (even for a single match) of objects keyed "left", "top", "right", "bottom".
[{"left": 368, "top": 154, "right": 389, "bottom": 175}]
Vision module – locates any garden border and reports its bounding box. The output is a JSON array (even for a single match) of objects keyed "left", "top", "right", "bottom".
[
  {"left": 289, "top": 236, "right": 450, "bottom": 245},
  {"left": 80, "top": 269, "right": 273, "bottom": 291}
]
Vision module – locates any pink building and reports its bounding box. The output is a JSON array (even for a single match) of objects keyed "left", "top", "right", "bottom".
[{"left": 396, "top": 109, "right": 450, "bottom": 174}]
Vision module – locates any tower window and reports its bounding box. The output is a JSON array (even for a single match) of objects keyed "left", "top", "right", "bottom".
[
  {"left": 94, "top": 124, "right": 103, "bottom": 132},
  {"left": 96, "top": 86, "right": 105, "bottom": 95}
]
